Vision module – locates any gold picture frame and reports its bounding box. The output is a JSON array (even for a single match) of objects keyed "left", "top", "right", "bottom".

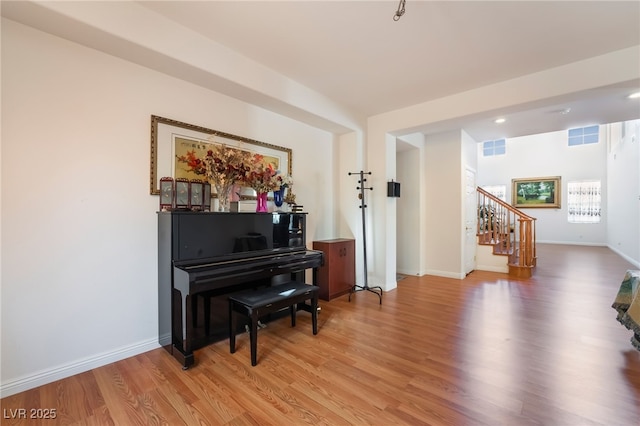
[
  {"left": 511, "top": 176, "right": 561, "bottom": 208},
  {"left": 149, "top": 115, "right": 292, "bottom": 196}
]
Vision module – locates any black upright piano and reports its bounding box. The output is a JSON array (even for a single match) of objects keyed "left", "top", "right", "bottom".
[{"left": 158, "top": 211, "right": 324, "bottom": 368}]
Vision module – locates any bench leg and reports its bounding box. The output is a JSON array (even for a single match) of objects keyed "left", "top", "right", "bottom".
[
  {"left": 290, "top": 304, "right": 296, "bottom": 327},
  {"left": 312, "top": 295, "right": 318, "bottom": 335},
  {"left": 229, "top": 302, "right": 236, "bottom": 353},
  {"left": 250, "top": 310, "right": 258, "bottom": 366}
]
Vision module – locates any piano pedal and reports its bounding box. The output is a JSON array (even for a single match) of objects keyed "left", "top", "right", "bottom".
[{"left": 258, "top": 321, "right": 267, "bottom": 329}]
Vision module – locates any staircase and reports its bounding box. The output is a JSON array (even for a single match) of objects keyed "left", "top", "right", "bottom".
[{"left": 477, "top": 187, "right": 537, "bottom": 278}]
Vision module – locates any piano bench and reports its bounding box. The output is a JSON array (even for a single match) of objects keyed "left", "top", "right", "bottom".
[{"left": 228, "top": 281, "right": 319, "bottom": 366}]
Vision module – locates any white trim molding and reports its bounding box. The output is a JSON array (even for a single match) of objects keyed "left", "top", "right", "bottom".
[{"left": 0, "top": 339, "right": 160, "bottom": 398}]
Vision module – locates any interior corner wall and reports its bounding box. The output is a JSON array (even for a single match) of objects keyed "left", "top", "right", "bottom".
[
  {"left": 424, "top": 130, "right": 465, "bottom": 278},
  {"left": 461, "top": 130, "right": 479, "bottom": 173},
  {"left": 1, "top": 18, "right": 335, "bottom": 396}
]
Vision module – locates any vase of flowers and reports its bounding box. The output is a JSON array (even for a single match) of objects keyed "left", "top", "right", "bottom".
[
  {"left": 176, "top": 141, "right": 251, "bottom": 212},
  {"left": 273, "top": 175, "right": 293, "bottom": 211},
  {"left": 214, "top": 182, "right": 233, "bottom": 212},
  {"left": 242, "top": 154, "right": 282, "bottom": 213}
]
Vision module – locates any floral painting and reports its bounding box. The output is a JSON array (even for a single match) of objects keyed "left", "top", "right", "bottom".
[
  {"left": 150, "top": 115, "right": 291, "bottom": 196},
  {"left": 173, "top": 137, "right": 280, "bottom": 182}
]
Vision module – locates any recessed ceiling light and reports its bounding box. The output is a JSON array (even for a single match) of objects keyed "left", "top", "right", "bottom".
[
  {"left": 628, "top": 92, "right": 640, "bottom": 99},
  {"left": 494, "top": 118, "right": 506, "bottom": 124}
]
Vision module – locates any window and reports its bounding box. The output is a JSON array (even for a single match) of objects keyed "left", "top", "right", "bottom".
[
  {"left": 482, "top": 139, "right": 506, "bottom": 156},
  {"left": 481, "top": 185, "right": 506, "bottom": 201},
  {"left": 568, "top": 125, "right": 599, "bottom": 146},
  {"left": 567, "top": 181, "right": 601, "bottom": 223}
]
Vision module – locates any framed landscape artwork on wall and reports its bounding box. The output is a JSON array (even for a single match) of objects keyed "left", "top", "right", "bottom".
[{"left": 512, "top": 176, "right": 561, "bottom": 208}]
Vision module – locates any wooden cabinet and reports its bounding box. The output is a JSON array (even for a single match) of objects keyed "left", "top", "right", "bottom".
[{"left": 312, "top": 239, "right": 355, "bottom": 301}]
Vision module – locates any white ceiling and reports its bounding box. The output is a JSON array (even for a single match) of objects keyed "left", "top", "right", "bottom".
[
  {"left": 138, "top": 0, "right": 640, "bottom": 141},
  {"left": 3, "top": 0, "right": 640, "bottom": 141}
]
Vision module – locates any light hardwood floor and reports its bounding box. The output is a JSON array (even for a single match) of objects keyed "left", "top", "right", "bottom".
[{"left": 2, "top": 244, "right": 639, "bottom": 425}]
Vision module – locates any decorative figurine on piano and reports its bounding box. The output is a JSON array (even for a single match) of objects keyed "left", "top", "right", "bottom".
[
  {"left": 284, "top": 181, "right": 303, "bottom": 212},
  {"left": 189, "top": 179, "right": 204, "bottom": 211},
  {"left": 203, "top": 181, "right": 211, "bottom": 211},
  {"left": 159, "top": 177, "right": 174, "bottom": 211},
  {"left": 175, "top": 178, "right": 191, "bottom": 210}
]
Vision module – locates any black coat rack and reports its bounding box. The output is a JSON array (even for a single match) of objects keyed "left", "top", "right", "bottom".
[{"left": 348, "top": 171, "right": 382, "bottom": 304}]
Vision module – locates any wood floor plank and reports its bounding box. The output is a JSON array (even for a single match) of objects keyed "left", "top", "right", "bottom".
[
  {"left": 2, "top": 244, "right": 639, "bottom": 425},
  {"left": 91, "top": 363, "right": 151, "bottom": 425}
]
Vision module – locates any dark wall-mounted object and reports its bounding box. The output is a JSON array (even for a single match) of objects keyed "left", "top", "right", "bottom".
[{"left": 387, "top": 181, "right": 401, "bottom": 197}]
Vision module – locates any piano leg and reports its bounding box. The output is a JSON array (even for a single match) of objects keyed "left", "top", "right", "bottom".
[{"left": 171, "top": 290, "right": 195, "bottom": 369}]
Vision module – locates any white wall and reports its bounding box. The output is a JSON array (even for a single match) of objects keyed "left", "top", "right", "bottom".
[
  {"left": 477, "top": 128, "right": 608, "bottom": 245},
  {"left": 607, "top": 120, "right": 640, "bottom": 266},
  {"left": 424, "top": 131, "right": 464, "bottom": 278},
  {"left": 461, "top": 130, "right": 479, "bottom": 273},
  {"left": 1, "top": 19, "right": 335, "bottom": 396},
  {"left": 336, "top": 131, "right": 366, "bottom": 285},
  {"left": 396, "top": 148, "right": 421, "bottom": 275}
]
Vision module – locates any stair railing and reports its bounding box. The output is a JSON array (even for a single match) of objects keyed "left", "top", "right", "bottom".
[{"left": 477, "top": 187, "right": 537, "bottom": 270}]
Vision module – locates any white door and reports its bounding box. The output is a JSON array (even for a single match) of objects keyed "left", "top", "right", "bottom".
[{"left": 464, "top": 167, "right": 477, "bottom": 275}]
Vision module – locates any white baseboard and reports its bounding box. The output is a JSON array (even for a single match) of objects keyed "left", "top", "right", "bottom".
[
  {"left": 475, "top": 264, "right": 509, "bottom": 273},
  {"left": 0, "top": 338, "right": 160, "bottom": 398},
  {"left": 538, "top": 241, "right": 639, "bottom": 268},
  {"left": 607, "top": 245, "right": 640, "bottom": 269},
  {"left": 536, "top": 240, "right": 606, "bottom": 246},
  {"left": 423, "top": 269, "right": 465, "bottom": 279}
]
